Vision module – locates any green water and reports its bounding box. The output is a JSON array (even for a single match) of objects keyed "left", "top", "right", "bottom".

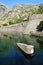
[{"left": 0, "top": 33, "right": 43, "bottom": 55}]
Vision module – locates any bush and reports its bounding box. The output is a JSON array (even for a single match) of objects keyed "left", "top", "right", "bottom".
[
  {"left": 3, "top": 23, "right": 8, "bottom": 26},
  {"left": 39, "top": 21, "right": 43, "bottom": 31},
  {"left": 39, "top": 21, "right": 43, "bottom": 28},
  {"left": 35, "top": 4, "right": 43, "bottom": 14},
  {"left": 9, "top": 21, "right": 14, "bottom": 25}
]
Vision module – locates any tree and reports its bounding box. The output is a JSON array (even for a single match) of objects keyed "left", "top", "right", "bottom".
[
  {"left": 38, "top": 4, "right": 43, "bottom": 14},
  {"left": 39, "top": 21, "right": 43, "bottom": 30}
]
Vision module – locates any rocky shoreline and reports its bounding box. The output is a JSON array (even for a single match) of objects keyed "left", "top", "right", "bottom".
[
  {"left": 0, "top": 14, "right": 43, "bottom": 37},
  {"left": 30, "top": 31, "right": 43, "bottom": 38}
]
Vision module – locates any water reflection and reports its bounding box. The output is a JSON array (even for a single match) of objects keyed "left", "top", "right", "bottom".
[
  {"left": 0, "top": 33, "right": 43, "bottom": 55},
  {"left": 0, "top": 33, "right": 43, "bottom": 65},
  {"left": 0, "top": 49, "right": 43, "bottom": 65},
  {"left": 37, "top": 39, "right": 43, "bottom": 49},
  {"left": 23, "top": 35, "right": 43, "bottom": 52}
]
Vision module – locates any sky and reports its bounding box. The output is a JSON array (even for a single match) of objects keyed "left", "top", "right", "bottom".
[{"left": 0, "top": 0, "right": 43, "bottom": 8}]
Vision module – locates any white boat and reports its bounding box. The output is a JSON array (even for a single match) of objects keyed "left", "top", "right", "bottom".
[{"left": 17, "top": 43, "right": 34, "bottom": 56}]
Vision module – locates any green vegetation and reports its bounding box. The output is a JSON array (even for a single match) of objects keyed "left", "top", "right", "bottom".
[
  {"left": 9, "top": 20, "right": 14, "bottom": 25},
  {"left": 32, "top": 4, "right": 43, "bottom": 14},
  {"left": 36, "top": 4, "right": 43, "bottom": 14},
  {"left": 37, "top": 20, "right": 43, "bottom": 31},
  {"left": 38, "top": 4, "right": 43, "bottom": 14},
  {"left": 39, "top": 21, "right": 43, "bottom": 28},
  {"left": 3, "top": 23, "right": 8, "bottom": 26},
  {"left": 15, "top": 17, "right": 23, "bottom": 23},
  {"left": 1, "top": 4, "right": 43, "bottom": 27}
]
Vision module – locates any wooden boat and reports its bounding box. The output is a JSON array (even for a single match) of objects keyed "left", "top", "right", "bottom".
[{"left": 17, "top": 43, "right": 34, "bottom": 57}]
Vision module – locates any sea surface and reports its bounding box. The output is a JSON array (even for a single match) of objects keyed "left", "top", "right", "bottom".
[{"left": 0, "top": 33, "right": 43, "bottom": 65}]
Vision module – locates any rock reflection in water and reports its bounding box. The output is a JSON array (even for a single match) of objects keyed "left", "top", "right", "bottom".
[
  {"left": 0, "top": 33, "right": 43, "bottom": 65},
  {"left": 37, "top": 38, "right": 43, "bottom": 49},
  {"left": 0, "top": 49, "right": 43, "bottom": 65}
]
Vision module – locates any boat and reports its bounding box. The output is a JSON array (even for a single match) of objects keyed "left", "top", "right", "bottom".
[{"left": 17, "top": 43, "right": 34, "bottom": 57}]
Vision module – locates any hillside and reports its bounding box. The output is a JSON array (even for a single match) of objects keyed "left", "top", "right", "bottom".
[
  {"left": 0, "top": 3, "right": 43, "bottom": 37},
  {"left": 0, "top": 14, "right": 43, "bottom": 36},
  {"left": 0, "top": 3, "right": 39, "bottom": 26},
  {"left": 24, "top": 14, "right": 43, "bottom": 34},
  {"left": 0, "top": 2, "right": 10, "bottom": 19}
]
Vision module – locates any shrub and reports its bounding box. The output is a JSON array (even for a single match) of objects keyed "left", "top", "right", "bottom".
[
  {"left": 9, "top": 21, "right": 14, "bottom": 25},
  {"left": 39, "top": 21, "right": 43, "bottom": 28},
  {"left": 37, "top": 4, "right": 43, "bottom": 14},
  {"left": 39, "top": 20, "right": 43, "bottom": 31},
  {"left": 3, "top": 23, "right": 8, "bottom": 26}
]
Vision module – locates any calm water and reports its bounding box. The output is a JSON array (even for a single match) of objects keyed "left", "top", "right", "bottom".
[{"left": 0, "top": 33, "right": 43, "bottom": 65}]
